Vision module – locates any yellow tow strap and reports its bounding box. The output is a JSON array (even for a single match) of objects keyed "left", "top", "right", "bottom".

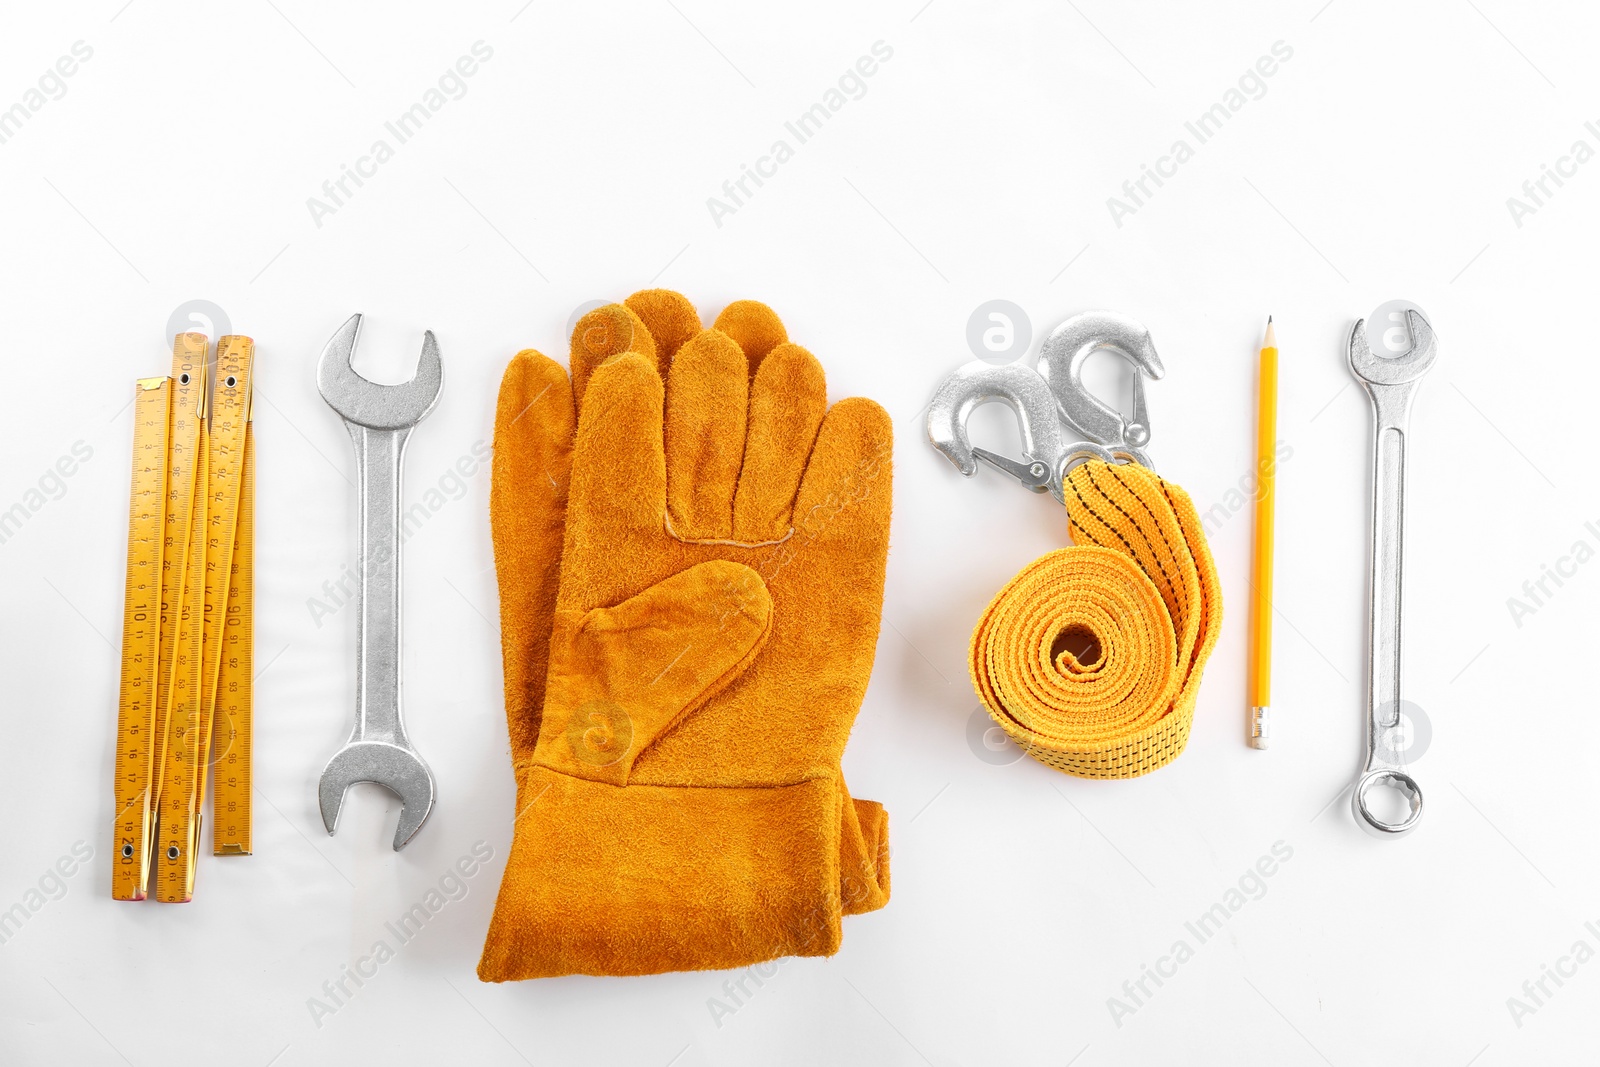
[{"left": 969, "top": 460, "right": 1222, "bottom": 779}]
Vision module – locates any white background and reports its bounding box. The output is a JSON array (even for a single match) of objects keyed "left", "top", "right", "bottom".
[{"left": 2, "top": 1, "right": 1597, "bottom": 1064}]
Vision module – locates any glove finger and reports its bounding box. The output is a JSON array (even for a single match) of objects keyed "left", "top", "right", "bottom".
[
  {"left": 565, "top": 352, "right": 668, "bottom": 581},
  {"left": 665, "top": 329, "right": 747, "bottom": 540},
  {"left": 791, "top": 395, "right": 893, "bottom": 550},
  {"left": 732, "top": 343, "right": 826, "bottom": 543},
  {"left": 625, "top": 288, "right": 701, "bottom": 364},
  {"left": 570, "top": 303, "right": 657, "bottom": 408},
  {"left": 713, "top": 299, "right": 787, "bottom": 375},
  {"left": 491, "top": 350, "right": 576, "bottom": 766}
]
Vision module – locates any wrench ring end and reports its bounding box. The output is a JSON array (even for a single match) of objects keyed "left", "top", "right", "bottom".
[{"left": 1352, "top": 768, "right": 1423, "bottom": 838}]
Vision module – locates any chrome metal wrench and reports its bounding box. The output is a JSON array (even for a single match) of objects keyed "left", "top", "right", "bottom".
[
  {"left": 316, "top": 314, "right": 443, "bottom": 850},
  {"left": 1347, "top": 308, "right": 1436, "bottom": 838}
]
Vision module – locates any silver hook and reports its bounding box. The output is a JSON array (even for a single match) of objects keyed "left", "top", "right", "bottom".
[
  {"left": 1036, "top": 312, "right": 1164, "bottom": 464},
  {"left": 926, "top": 361, "right": 1115, "bottom": 505}
]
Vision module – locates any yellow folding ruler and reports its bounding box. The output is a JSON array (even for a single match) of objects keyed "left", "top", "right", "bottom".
[
  {"left": 111, "top": 375, "right": 171, "bottom": 900},
  {"left": 114, "top": 333, "right": 255, "bottom": 902}
]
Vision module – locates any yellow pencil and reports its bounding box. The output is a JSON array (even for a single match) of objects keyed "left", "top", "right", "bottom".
[{"left": 1250, "top": 317, "right": 1277, "bottom": 749}]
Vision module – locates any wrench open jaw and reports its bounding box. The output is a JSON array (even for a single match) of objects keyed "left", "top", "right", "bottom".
[
  {"left": 317, "top": 313, "right": 443, "bottom": 430},
  {"left": 319, "top": 740, "right": 435, "bottom": 851},
  {"left": 317, "top": 314, "right": 444, "bottom": 851},
  {"left": 1348, "top": 310, "right": 1437, "bottom": 388}
]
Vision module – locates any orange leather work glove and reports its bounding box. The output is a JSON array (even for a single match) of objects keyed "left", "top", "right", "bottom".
[
  {"left": 487, "top": 290, "right": 700, "bottom": 766},
  {"left": 479, "top": 292, "right": 893, "bottom": 980}
]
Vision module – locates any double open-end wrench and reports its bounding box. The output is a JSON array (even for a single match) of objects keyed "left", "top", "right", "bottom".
[
  {"left": 1348, "top": 308, "right": 1437, "bottom": 838},
  {"left": 316, "top": 314, "right": 443, "bottom": 850}
]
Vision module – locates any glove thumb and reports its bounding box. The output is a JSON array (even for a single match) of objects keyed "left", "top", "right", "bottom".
[{"left": 537, "top": 560, "right": 772, "bottom": 785}]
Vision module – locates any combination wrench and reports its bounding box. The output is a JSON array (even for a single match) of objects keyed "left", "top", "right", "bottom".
[
  {"left": 316, "top": 314, "right": 443, "bottom": 850},
  {"left": 1347, "top": 308, "right": 1437, "bottom": 838}
]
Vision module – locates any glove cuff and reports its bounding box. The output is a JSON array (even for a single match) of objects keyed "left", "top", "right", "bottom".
[
  {"left": 840, "top": 790, "right": 891, "bottom": 916},
  {"left": 478, "top": 766, "right": 889, "bottom": 980}
]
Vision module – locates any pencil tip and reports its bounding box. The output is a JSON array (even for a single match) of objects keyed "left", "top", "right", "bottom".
[
  {"left": 1262, "top": 318, "right": 1277, "bottom": 348},
  {"left": 1268, "top": 315, "right": 1273, "bottom": 323}
]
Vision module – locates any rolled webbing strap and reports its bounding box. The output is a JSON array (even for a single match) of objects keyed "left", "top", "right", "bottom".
[{"left": 969, "top": 460, "right": 1223, "bottom": 779}]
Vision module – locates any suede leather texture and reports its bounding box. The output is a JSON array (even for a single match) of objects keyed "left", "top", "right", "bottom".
[{"left": 480, "top": 291, "right": 892, "bottom": 980}]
